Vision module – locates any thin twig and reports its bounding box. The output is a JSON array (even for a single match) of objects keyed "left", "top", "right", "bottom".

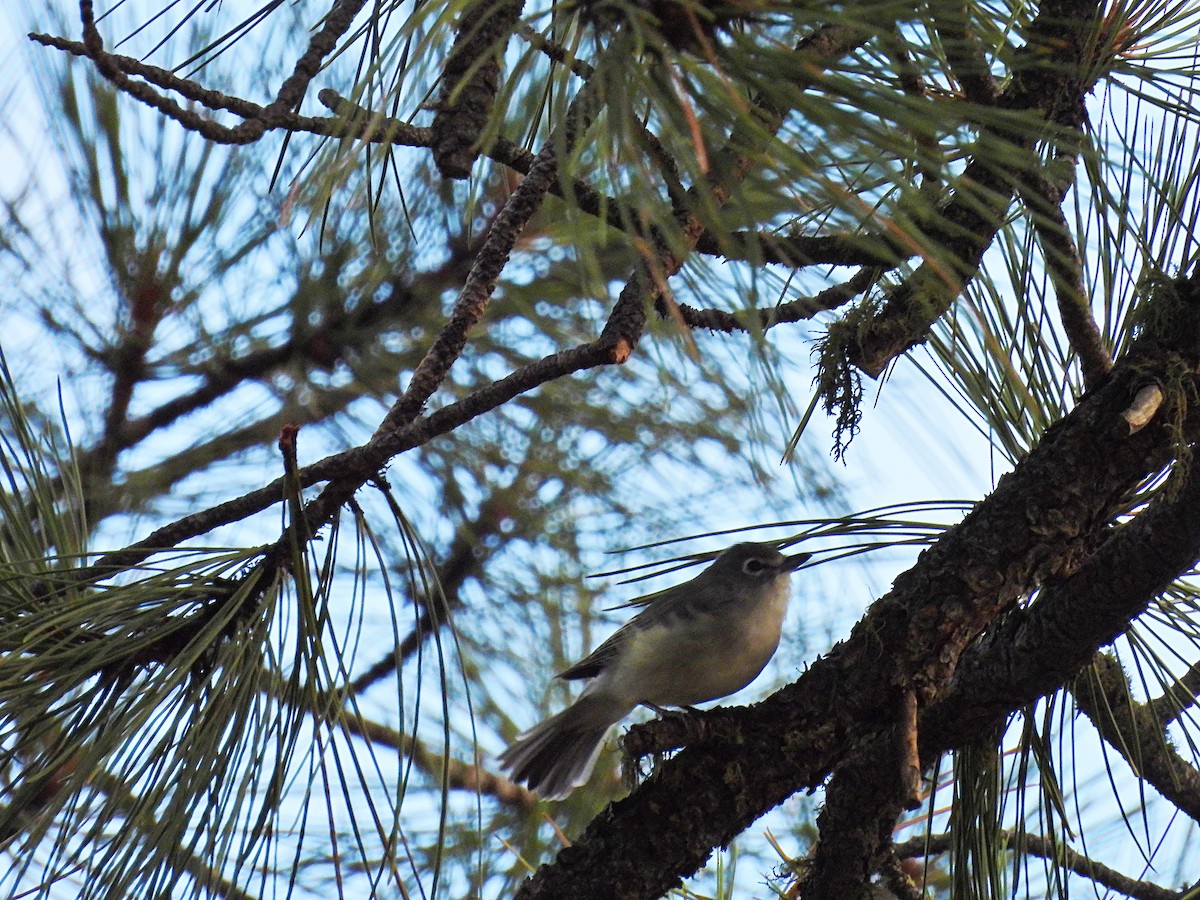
[
  {"left": 677, "top": 266, "right": 884, "bottom": 332},
  {"left": 341, "top": 708, "right": 538, "bottom": 809},
  {"left": 349, "top": 493, "right": 507, "bottom": 694},
  {"left": 75, "top": 0, "right": 371, "bottom": 143},
  {"left": 1147, "top": 657, "right": 1200, "bottom": 727},
  {"left": 1072, "top": 652, "right": 1200, "bottom": 825},
  {"left": 1023, "top": 179, "right": 1113, "bottom": 388},
  {"left": 515, "top": 21, "right": 594, "bottom": 78},
  {"left": 893, "top": 830, "right": 1185, "bottom": 900}
]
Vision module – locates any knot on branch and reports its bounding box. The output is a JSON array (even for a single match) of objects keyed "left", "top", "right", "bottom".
[{"left": 1121, "top": 266, "right": 1200, "bottom": 492}]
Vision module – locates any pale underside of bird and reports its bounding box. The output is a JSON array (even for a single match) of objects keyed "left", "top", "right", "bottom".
[{"left": 498, "top": 541, "right": 810, "bottom": 799}]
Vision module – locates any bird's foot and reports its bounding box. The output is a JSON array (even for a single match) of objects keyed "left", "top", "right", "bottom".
[{"left": 641, "top": 702, "right": 703, "bottom": 720}]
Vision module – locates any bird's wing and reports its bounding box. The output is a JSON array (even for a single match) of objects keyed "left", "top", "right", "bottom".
[
  {"left": 557, "top": 626, "right": 628, "bottom": 680},
  {"left": 557, "top": 584, "right": 725, "bottom": 680}
]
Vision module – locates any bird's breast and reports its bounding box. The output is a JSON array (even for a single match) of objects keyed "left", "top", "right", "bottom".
[{"left": 602, "top": 577, "right": 792, "bottom": 708}]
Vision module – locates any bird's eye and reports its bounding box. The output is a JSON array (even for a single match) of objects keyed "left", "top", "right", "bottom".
[{"left": 743, "top": 558, "right": 767, "bottom": 575}]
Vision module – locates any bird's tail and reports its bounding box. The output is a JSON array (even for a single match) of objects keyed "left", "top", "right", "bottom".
[{"left": 498, "top": 694, "right": 628, "bottom": 799}]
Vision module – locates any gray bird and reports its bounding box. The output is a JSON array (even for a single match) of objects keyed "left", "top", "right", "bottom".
[{"left": 498, "top": 541, "right": 810, "bottom": 799}]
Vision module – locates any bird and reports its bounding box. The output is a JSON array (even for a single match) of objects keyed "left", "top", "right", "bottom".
[{"left": 498, "top": 541, "right": 810, "bottom": 799}]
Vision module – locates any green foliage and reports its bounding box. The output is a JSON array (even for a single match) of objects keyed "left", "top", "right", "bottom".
[{"left": 3, "top": 0, "right": 1200, "bottom": 895}]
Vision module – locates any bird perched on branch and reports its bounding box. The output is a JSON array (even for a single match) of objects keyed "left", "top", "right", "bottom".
[{"left": 499, "top": 541, "right": 810, "bottom": 798}]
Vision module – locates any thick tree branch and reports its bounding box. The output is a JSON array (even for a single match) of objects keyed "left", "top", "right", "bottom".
[
  {"left": 921, "top": 406, "right": 1200, "bottom": 752},
  {"left": 691, "top": 229, "right": 909, "bottom": 268},
  {"left": 791, "top": 689, "right": 923, "bottom": 899},
  {"left": 792, "top": 342, "right": 1200, "bottom": 893},
  {"left": 794, "top": 722, "right": 911, "bottom": 899},
  {"left": 799, "top": 404, "right": 1200, "bottom": 885}
]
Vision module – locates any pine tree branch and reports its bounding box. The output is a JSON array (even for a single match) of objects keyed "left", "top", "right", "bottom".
[
  {"left": 341, "top": 708, "right": 538, "bottom": 809},
  {"left": 516, "top": 22, "right": 594, "bottom": 78},
  {"left": 691, "top": 229, "right": 908, "bottom": 268},
  {"left": 676, "top": 266, "right": 885, "bottom": 332},
  {"left": 927, "top": 2, "right": 1000, "bottom": 106},
  {"left": 91, "top": 769, "right": 262, "bottom": 900},
  {"left": 520, "top": 275, "right": 1200, "bottom": 900},
  {"left": 373, "top": 81, "right": 600, "bottom": 440},
  {"left": 319, "top": 92, "right": 908, "bottom": 276},
  {"left": 245, "top": 82, "right": 612, "bottom": 611},
  {"left": 74, "top": 249, "right": 475, "bottom": 524},
  {"left": 33, "top": 28, "right": 908, "bottom": 283},
  {"left": 833, "top": 0, "right": 1098, "bottom": 381},
  {"left": 920, "top": 421, "right": 1200, "bottom": 753},
  {"left": 1147, "top": 658, "right": 1200, "bottom": 728},
  {"left": 431, "top": 0, "right": 525, "bottom": 179},
  {"left": 35, "top": 20, "right": 904, "bottom": 280},
  {"left": 795, "top": 366, "right": 1200, "bottom": 894},
  {"left": 1019, "top": 157, "right": 1113, "bottom": 389},
  {"left": 73, "top": 291, "right": 644, "bottom": 585},
  {"left": 98, "top": 247, "right": 472, "bottom": 460},
  {"left": 793, "top": 721, "right": 910, "bottom": 899},
  {"left": 249, "top": 21, "right": 882, "bottom": 644},
  {"left": 64, "top": 19, "right": 880, "bottom": 653},
  {"left": 74, "top": 0, "right": 369, "bottom": 144},
  {"left": 893, "top": 831, "right": 1186, "bottom": 900},
  {"left": 1072, "top": 652, "right": 1200, "bottom": 825}
]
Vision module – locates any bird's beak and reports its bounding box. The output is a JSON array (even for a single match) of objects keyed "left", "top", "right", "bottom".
[{"left": 782, "top": 551, "right": 812, "bottom": 571}]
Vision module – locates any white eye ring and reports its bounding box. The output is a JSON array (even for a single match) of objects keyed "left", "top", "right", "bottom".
[{"left": 743, "top": 558, "right": 767, "bottom": 575}]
